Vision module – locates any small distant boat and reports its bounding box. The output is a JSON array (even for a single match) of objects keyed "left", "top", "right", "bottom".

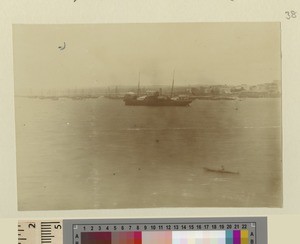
[{"left": 203, "top": 166, "right": 239, "bottom": 175}]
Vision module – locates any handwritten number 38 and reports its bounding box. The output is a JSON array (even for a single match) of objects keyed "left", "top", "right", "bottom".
[{"left": 286, "top": 11, "right": 297, "bottom": 19}]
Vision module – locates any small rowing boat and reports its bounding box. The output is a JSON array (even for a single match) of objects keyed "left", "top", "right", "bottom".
[{"left": 203, "top": 166, "right": 239, "bottom": 175}]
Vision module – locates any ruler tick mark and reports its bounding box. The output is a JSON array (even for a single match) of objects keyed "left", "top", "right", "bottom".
[{"left": 41, "top": 222, "right": 61, "bottom": 224}]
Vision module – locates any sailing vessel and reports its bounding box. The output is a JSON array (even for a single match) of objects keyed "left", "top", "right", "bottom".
[{"left": 123, "top": 71, "right": 193, "bottom": 106}]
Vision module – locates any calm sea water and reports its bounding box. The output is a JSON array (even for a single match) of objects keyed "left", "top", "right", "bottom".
[{"left": 15, "top": 97, "right": 282, "bottom": 210}]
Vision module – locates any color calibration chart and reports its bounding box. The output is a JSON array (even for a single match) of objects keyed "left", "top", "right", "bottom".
[
  {"left": 18, "top": 217, "right": 267, "bottom": 244},
  {"left": 64, "top": 217, "right": 267, "bottom": 244}
]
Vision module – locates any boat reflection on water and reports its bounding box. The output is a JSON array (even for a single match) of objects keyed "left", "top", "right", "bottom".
[{"left": 123, "top": 90, "right": 193, "bottom": 106}]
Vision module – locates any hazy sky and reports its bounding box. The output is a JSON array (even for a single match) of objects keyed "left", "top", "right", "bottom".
[{"left": 13, "top": 23, "right": 281, "bottom": 90}]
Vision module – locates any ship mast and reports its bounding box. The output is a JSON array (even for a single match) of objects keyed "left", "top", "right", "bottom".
[
  {"left": 170, "top": 70, "right": 175, "bottom": 98},
  {"left": 137, "top": 72, "right": 141, "bottom": 96}
]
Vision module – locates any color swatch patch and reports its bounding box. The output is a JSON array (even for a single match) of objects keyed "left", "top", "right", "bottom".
[{"left": 81, "top": 230, "right": 249, "bottom": 244}]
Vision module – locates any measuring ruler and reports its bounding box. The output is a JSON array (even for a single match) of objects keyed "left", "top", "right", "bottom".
[
  {"left": 18, "top": 217, "right": 267, "bottom": 244},
  {"left": 18, "top": 220, "right": 63, "bottom": 244}
]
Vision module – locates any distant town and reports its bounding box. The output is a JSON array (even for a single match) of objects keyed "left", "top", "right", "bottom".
[
  {"left": 184, "top": 80, "right": 281, "bottom": 98},
  {"left": 17, "top": 80, "right": 281, "bottom": 100}
]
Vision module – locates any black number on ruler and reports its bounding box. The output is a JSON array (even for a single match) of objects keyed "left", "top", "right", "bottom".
[
  {"left": 28, "top": 223, "right": 36, "bottom": 229},
  {"left": 54, "top": 224, "right": 62, "bottom": 229},
  {"left": 285, "top": 10, "right": 297, "bottom": 19}
]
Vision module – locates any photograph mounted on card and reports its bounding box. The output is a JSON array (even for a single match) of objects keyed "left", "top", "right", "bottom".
[{"left": 13, "top": 23, "right": 282, "bottom": 210}]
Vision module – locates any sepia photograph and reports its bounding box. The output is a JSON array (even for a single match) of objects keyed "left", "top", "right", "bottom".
[{"left": 13, "top": 23, "right": 282, "bottom": 210}]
